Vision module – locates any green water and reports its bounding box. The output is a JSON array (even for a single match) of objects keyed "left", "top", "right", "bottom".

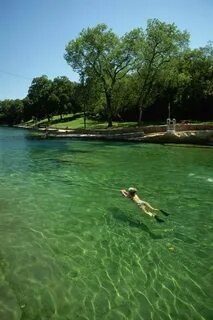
[{"left": 0, "top": 127, "right": 212, "bottom": 320}]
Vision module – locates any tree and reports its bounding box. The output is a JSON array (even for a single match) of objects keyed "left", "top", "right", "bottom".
[
  {"left": 47, "top": 94, "right": 60, "bottom": 120},
  {"left": 169, "top": 43, "right": 213, "bottom": 120},
  {"left": 64, "top": 24, "right": 137, "bottom": 127},
  {"left": 51, "top": 76, "right": 75, "bottom": 119},
  {"left": 110, "top": 75, "right": 138, "bottom": 121},
  {"left": 27, "top": 75, "right": 52, "bottom": 120},
  {"left": 132, "top": 19, "right": 190, "bottom": 124},
  {"left": 0, "top": 99, "right": 23, "bottom": 124}
]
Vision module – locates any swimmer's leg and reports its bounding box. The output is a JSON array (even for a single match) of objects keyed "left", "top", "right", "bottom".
[
  {"left": 143, "top": 201, "right": 159, "bottom": 212},
  {"left": 140, "top": 204, "right": 164, "bottom": 223}
]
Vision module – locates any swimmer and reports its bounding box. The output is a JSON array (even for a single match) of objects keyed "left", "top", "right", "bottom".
[{"left": 120, "top": 187, "right": 164, "bottom": 222}]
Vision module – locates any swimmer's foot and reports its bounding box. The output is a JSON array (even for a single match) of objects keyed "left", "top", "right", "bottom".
[
  {"left": 154, "top": 215, "right": 165, "bottom": 223},
  {"left": 160, "top": 209, "right": 170, "bottom": 216}
]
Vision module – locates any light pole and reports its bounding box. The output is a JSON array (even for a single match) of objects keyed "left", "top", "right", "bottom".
[
  {"left": 168, "top": 102, "right": 171, "bottom": 120},
  {"left": 166, "top": 102, "right": 176, "bottom": 133},
  {"left": 81, "top": 73, "right": 86, "bottom": 129}
]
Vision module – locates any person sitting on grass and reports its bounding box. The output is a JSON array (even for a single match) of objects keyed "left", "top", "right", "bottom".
[{"left": 120, "top": 187, "right": 164, "bottom": 223}]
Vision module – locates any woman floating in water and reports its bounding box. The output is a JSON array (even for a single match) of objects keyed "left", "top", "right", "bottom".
[{"left": 120, "top": 187, "right": 165, "bottom": 223}]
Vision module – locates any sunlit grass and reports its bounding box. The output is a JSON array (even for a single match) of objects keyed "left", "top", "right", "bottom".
[
  {"left": 26, "top": 113, "right": 138, "bottom": 129},
  {"left": 24, "top": 113, "right": 213, "bottom": 130}
]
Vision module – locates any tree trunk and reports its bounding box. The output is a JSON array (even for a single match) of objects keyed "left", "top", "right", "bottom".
[
  {"left": 138, "top": 106, "right": 143, "bottom": 126},
  {"left": 106, "top": 92, "right": 113, "bottom": 127},
  {"left": 83, "top": 105, "right": 86, "bottom": 129}
]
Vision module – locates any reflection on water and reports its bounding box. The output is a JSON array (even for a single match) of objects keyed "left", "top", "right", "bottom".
[{"left": 0, "top": 127, "right": 213, "bottom": 320}]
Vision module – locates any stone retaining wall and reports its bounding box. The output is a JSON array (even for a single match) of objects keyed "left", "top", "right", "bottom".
[
  {"left": 51, "top": 123, "right": 213, "bottom": 135},
  {"left": 144, "top": 123, "right": 213, "bottom": 134}
]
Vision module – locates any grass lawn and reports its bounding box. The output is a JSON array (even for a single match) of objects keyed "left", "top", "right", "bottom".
[
  {"left": 26, "top": 113, "right": 139, "bottom": 129},
  {"left": 25, "top": 113, "right": 213, "bottom": 130}
]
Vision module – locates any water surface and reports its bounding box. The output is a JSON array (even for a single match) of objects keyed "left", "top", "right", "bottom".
[{"left": 0, "top": 127, "right": 212, "bottom": 320}]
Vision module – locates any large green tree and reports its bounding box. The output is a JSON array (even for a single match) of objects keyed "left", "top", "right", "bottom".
[
  {"left": 51, "top": 76, "right": 75, "bottom": 119},
  {"left": 27, "top": 75, "right": 52, "bottom": 121},
  {"left": 0, "top": 99, "right": 23, "bottom": 124},
  {"left": 131, "top": 19, "right": 190, "bottom": 123},
  {"left": 174, "top": 43, "right": 213, "bottom": 120},
  {"left": 64, "top": 24, "right": 137, "bottom": 127}
]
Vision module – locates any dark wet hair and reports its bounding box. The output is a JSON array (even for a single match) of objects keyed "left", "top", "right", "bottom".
[{"left": 128, "top": 187, "right": 137, "bottom": 195}]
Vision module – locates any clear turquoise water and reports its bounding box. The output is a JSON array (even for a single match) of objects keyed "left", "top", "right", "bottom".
[{"left": 0, "top": 127, "right": 212, "bottom": 320}]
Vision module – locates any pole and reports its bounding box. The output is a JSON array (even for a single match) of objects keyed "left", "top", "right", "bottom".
[
  {"left": 168, "top": 102, "right": 171, "bottom": 120},
  {"left": 81, "top": 73, "right": 86, "bottom": 129}
]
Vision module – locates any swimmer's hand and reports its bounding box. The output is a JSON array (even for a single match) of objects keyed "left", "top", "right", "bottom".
[{"left": 120, "top": 189, "right": 128, "bottom": 197}]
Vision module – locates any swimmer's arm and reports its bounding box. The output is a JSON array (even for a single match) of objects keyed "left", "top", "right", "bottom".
[{"left": 120, "top": 189, "right": 129, "bottom": 197}]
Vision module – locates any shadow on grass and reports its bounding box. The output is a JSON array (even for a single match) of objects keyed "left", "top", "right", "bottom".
[
  {"left": 36, "top": 114, "right": 83, "bottom": 127},
  {"left": 49, "top": 114, "right": 83, "bottom": 125},
  {"left": 107, "top": 207, "right": 165, "bottom": 239}
]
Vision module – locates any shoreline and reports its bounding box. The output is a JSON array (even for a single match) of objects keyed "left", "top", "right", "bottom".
[
  {"left": 35, "top": 129, "right": 213, "bottom": 146},
  {"left": 11, "top": 124, "right": 213, "bottom": 146}
]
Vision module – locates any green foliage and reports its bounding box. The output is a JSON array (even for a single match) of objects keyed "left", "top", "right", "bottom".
[
  {"left": 51, "top": 76, "right": 76, "bottom": 117},
  {"left": 130, "top": 19, "right": 190, "bottom": 122},
  {"left": 27, "top": 75, "right": 52, "bottom": 120},
  {"left": 164, "top": 43, "right": 213, "bottom": 120},
  {"left": 0, "top": 99, "right": 24, "bottom": 124},
  {"left": 65, "top": 24, "right": 139, "bottom": 126}
]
